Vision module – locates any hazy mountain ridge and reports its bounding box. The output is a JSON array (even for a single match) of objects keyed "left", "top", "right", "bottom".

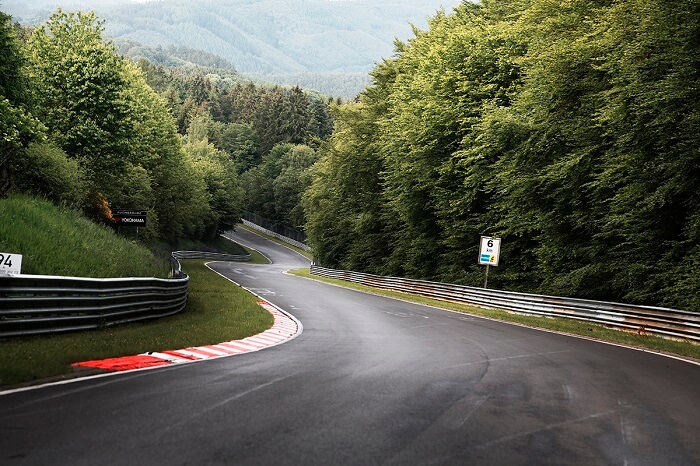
[{"left": 5, "top": 0, "right": 463, "bottom": 75}]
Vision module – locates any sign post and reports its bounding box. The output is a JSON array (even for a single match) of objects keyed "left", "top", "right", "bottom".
[
  {"left": 0, "top": 252, "right": 22, "bottom": 276},
  {"left": 478, "top": 236, "right": 501, "bottom": 289}
]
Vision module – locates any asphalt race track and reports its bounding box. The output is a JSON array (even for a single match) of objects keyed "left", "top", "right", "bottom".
[{"left": 1, "top": 228, "right": 699, "bottom": 465}]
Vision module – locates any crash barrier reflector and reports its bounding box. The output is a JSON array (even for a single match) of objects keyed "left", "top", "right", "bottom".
[{"left": 310, "top": 265, "right": 700, "bottom": 343}]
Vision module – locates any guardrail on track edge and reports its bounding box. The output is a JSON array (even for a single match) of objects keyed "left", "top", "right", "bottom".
[
  {"left": 0, "top": 247, "right": 251, "bottom": 338},
  {"left": 240, "top": 220, "right": 312, "bottom": 252},
  {"left": 310, "top": 265, "right": 700, "bottom": 343}
]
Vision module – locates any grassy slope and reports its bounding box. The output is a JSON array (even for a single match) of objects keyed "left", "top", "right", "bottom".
[
  {"left": 0, "top": 195, "right": 169, "bottom": 278},
  {"left": 148, "top": 230, "right": 270, "bottom": 265}
]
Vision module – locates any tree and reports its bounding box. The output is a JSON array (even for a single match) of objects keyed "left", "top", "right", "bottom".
[
  {"left": 272, "top": 144, "right": 318, "bottom": 229},
  {"left": 11, "top": 142, "right": 86, "bottom": 207},
  {"left": 0, "top": 10, "right": 25, "bottom": 104},
  {"left": 304, "top": 98, "right": 389, "bottom": 273},
  {"left": 240, "top": 142, "right": 291, "bottom": 222},
  {"left": 252, "top": 87, "right": 289, "bottom": 155},
  {"left": 591, "top": 0, "right": 700, "bottom": 307},
  {"left": 184, "top": 112, "right": 244, "bottom": 237},
  {"left": 306, "top": 95, "right": 334, "bottom": 141},
  {"left": 208, "top": 120, "right": 260, "bottom": 172},
  {"left": 26, "top": 10, "right": 134, "bottom": 189},
  {"left": 478, "top": 0, "right": 613, "bottom": 296},
  {"left": 303, "top": 0, "right": 700, "bottom": 310},
  {"left": 22, "top": 9, "right": 228, "bottom": 242},
  {"left": 0, "top": 10, "right": 44, "bottom": 196},
  {"left": 281, "top": 85, "right": 311, "bottom": 144}
]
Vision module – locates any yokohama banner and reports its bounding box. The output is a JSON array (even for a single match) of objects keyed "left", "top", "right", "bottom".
[{"left": 112, "top": 209, "right": 147, "bottom": 227}]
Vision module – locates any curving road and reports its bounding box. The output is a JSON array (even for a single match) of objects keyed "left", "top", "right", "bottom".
[{"left": 1, "top": 227, "right": 699, "bottom": 465}]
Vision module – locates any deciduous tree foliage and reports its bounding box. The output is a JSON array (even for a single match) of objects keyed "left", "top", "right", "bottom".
[
  {"left": 6, "top": 5, "right": 330, "bottom": 245},
  {"left": 305, "top": 0, "right": 700, "bottom": 311},
  {"left": 184, "top": 112, "right": 244, "bottom": 237},
  {"left": 0, "top": 10, "right": 43, "bottom": 196},
  {"left": 14, "top": 9, "right": 241, "bottom": 242},
  {"left": 240, "top": 142, "right": 318, "bottom": 230},
  {"left": 272, "top": 144, "right": 318, "bottom": 229},
  {"left": 26, "top": 10, "right": 134, "bottom": 186},
  {"left": 305, "top": 60, "right": 394, "bottom": 273}
]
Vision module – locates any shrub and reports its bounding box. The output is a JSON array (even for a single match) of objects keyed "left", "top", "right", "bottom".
[{"left": 12, "top": 142, "right": 86, "bottom": 207}]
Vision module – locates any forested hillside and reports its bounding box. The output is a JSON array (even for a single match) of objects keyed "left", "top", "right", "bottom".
[
  {"left": 304, "top": 0, "right": 700, "bottom": 311},
  {"left": 1, "top": 8, "right": 334, "bottom": 246},
  {"left": 4, "top": 0, "right": 463, "bottom": 97}
]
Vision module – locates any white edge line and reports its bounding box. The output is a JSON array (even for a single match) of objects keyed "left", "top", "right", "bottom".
[
  {"left": 293, "top": 271, "right": 700, "bottom": 368},
  {"left": 0, "top": 361, "right": 182, "bottom": 396},
  {"left": 204, "top": 261, "right": 304, "bottom": 340},
  {"left": 146, "top": 352, "right": 190, "bottom": 363}
]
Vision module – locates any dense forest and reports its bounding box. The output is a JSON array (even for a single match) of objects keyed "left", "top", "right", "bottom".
[
  {"left": 304, "top": 0, "right": 700, "bottom": 311},
  {"left": 1, "top": 8, "right": 334, "bottom": 245}
]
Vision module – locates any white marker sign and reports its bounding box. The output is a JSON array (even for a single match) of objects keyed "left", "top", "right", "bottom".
[
  {"left": 0, "top": 252, "right": 22, "bottom": 276},
  {"left": 478, "top": 237, "right": 501, "bottom": 266}
]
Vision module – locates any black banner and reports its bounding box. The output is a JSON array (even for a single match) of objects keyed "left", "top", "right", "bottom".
[{"left": 112, "top": 209, "right": 147, "bottom": 227}]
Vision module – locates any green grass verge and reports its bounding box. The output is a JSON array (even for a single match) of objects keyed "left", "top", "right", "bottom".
[
  {"left": 0, "top": 260, "right": 274, "bottom": 388},
  {"left": 247, "top": 249, "right": 271, "bottom": 264},
  {"left": 0, "top": 194, "right": 169, "bottom": 278},
  {"left": 238, "top": 223, "right": 313, "bottom": 260},
  {"left": 290, "top": 268, "right": 700, "bottom": 361}
]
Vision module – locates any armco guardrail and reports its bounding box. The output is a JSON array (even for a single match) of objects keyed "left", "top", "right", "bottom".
[
  {"left": 310, "top": 265, "right": 700, "bottom": 343},
  {"left": 0, "top": 250, "right": 250, "bottom": 338},
  {"left": 0, "top": 273, "right": 189, "bottom": 338},
  {"left": 241, "top": 220, "right": 312, "bottom": 252},
  {"left": 172, "top": 250, "right": 251, "bottom": 262}
]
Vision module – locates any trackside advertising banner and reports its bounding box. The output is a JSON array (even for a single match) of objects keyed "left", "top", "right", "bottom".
[{"left": 112, "top": 209, "right": 147, "bottom": 227}]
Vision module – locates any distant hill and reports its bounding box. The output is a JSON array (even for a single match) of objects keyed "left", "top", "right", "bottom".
[
  {"left": 117, "top": 40, "right": 236, "bottom": 69},
  {"left": 242, "top": 71, "right": 372, "bottom": 100},
  {"left": 4, "top": 0, "right": 463, "bottom": 97}
]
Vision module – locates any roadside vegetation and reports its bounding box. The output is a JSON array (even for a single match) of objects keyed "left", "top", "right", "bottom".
[
  {"left": 2, "top": 8, "right": 334, "bottom": 247},
  {"left": 304, "top": 0, "right": 700, "bottom": 313},
  {"left": 164, "top": 232, "right": 270, "bottom": 265},
  {"left": 2, "top": 0, "right": 697, "bottom": 385},
  {"left": 291, "top": 269, "right": 700, "bottom": 362}
]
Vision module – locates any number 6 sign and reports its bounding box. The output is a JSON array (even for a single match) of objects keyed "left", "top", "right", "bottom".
[{"left": 478, "top": 237, "right": 501, "bottom": 266}]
